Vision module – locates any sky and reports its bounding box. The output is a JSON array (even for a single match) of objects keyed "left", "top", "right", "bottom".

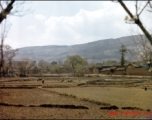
[{"left": 2, "top": 1, "right": 152, "bottom": 49}]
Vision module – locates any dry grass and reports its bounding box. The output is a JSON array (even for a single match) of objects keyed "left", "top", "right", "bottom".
[
  {"left": 0, "top": 89, "right": 90, "bottom": 107},
  {"left": 47, "top": 87, "right": 152, "bottom": 110}
]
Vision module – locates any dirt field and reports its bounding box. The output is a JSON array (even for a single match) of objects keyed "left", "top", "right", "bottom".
[
  {"left": 0, "top": 76, "right": 152, "bottom": 119},
  {"left": 47, "top": 87, "right": 152, "bottom": 110}
]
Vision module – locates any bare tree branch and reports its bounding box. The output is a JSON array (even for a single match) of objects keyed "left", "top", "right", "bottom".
[
  {"left": 0, "top": 1, "right": 33, "bottom": 23},
  {"left": 0, "top": 0, "right": 15, "bottom": 23},
  {"left": 135, "top": 0, "right": 138, "bottom": 17},
  {"left": 118, "top": 0, "right": 152, "bottom": 45},
  {"left": 0, "top": 1, "right": 4, "bottom": 11},
  {"left": 138, "top": 1, "right": 149, "bottom": 16},
  {"left": 9, "top": 1, "right": 33, "bottom": 17}
]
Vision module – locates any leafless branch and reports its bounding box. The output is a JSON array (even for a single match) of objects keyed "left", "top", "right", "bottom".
[
  {"left": 0, "top": 1, "right": 33, "bottom": 23},
  {"left": 118, "top": 0, "right": 152, "bottom": 45},
  {"left": 9, "top": 1, "right": 33, "bottom": 17},
  {"left": 0, "top": 0, "right": 15, "bottom": 23},
  {"left": 147, "top": 0, "right": 152, "bottom": 12},
  {"left": 135, "top": 0, "right": 138, "bottom": 17},
  {"left": 0, "top": 1, "right": 3, "bottom": 11},
  {"left": 138, "top": 1, "right": 149, "bottom": 16}
]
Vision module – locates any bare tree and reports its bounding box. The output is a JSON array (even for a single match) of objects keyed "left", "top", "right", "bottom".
[
  {"left": 0, "top": 0, "right": 33, "bottom": 23},
  {"left": 18, "top": 58, "right": 36, "bottom": 77},
  {"left": 117, "top": 0, "right": 152, "bottom": 45},
  {"left": 0, "top": 1, "right": 32, "bottom": 77},
  {"left": 0, "top": 19, "right": 10, "bottom": 76},
  {"left": 127, "top": 34, "right": 152, "bottom": 67},
  {"left": 2, "top": 45, "right": 18, "bottom": 76},
  {"left": 0, "top": 0, "right": 15, "bottom": 23}
]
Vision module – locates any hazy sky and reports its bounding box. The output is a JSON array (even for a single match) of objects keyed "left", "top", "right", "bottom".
[{"left": 3, "top": 1, "right": 152, "bottom": 49}]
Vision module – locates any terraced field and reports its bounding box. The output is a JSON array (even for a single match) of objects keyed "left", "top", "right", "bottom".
[{"left": 0, "top": 76, "right": 152, "bottom": 119}]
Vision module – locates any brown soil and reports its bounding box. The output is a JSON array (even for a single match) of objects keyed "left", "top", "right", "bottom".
[
  {"left": 0, "top": 77, "right": 152, "bottom": 119},
  {"left": 49, "top": 87, "right": 152, "bottom": 111}
]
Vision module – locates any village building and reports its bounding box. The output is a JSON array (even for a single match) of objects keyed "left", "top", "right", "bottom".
[
  {"left": 109, "top": 66, "right": 117, "bottom": 74},
  {"left": 125, "top": 63, "right": 150, "bottom": 76},
  {"left": 92, "top": 66, "right": 103, "bottom": 74},
  {"left": 90, "top": 62, "right": 150, "bottom": 76},
  {"left": 100, "top": 68, "right": 111, "bottom": 75},
  {"left": 114, "top": 67, "right": 125, "bottom": 75}
]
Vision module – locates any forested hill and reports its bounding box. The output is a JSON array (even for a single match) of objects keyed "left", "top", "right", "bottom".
[{"left": 14, "top": 35, "right": 145, "bottom": 63}]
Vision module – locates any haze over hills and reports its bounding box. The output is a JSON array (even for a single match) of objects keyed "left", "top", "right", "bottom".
[{"left": 14, "top": 35, "right": 145, "bottom": 63}]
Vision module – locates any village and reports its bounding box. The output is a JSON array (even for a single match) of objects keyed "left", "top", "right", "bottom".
[
  {"left": 1, "top": 1, "right": 152, "bottom": 119},
  {"left": 0, "top": 60, "right": 151, "bottom": 78},
  {"left": 90, "top": 62, "right": 150, "bottom": 76}
]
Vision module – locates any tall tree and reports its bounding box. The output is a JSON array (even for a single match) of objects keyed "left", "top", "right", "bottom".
[
  {"left": 0, "top": 1, "right": 32, "bottom": 77},
  {"left": 119, "top": 44, "right": 127, "bottom": 67},
  {"left": 0, "top": 19, "right": 11, "bottom": 76},
  {"left": 18, "top": 58, "right": 36, "bottom": 76},
  {"left": 2, "top": 45, "right": 18, "bottom": 76}
]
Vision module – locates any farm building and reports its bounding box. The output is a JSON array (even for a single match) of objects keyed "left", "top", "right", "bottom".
[
  {"left": 114, "top": 67, "right": 126, "bottom": 75},
  {"left": 109, "top": 66, "right": 117, "bottom": 74},
  {"left": 100, "top": 68, "right": 111, "bottom": 75},
  {"left": 89, "top": 62, "right": 151, "bottom": 76},
  {"left": 125, "top": 63, "right": 150, "bottom": 76},
  {"left": 92, "top": 66, "right": 103, "bottom": 74}
]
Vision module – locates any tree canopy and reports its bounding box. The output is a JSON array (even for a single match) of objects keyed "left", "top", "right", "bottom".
[{"left": 64, "top": 55, "right": 88, "bottom": 74}]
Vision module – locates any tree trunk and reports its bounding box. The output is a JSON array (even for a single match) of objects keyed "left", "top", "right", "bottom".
[
  {"left": 118, "top": 0, "right": 152, "bottom": 45},
  {"left": 0, "top": 0, "right": 15, "bottom": 23},
  {"left": 0, "top": 38, "right": 4, "bottom": 77}
]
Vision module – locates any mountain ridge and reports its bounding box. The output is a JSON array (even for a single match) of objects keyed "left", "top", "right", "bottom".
[{"left": 14, "top": 35, "right": 143, "bottom": 63}]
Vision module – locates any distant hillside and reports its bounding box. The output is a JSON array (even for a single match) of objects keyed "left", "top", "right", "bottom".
[{"left": 14, "top": 35, "right": 145, "bottom": 63}]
